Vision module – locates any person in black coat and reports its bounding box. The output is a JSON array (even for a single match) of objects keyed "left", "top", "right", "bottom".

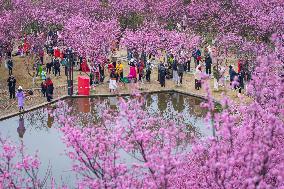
[
  {"left": 46, "top": 61, "right": 52, "bottom": 74},
  {"left": 7, "top": 58, "right": 13, "bottom": 75},
  {"left": 54, "top": 58, "right": 61, "bottom": 76},
  {"left": 238, "top": 72, "right": 245, "bottom": 93},
  {"left": 186, "top": 59, "right": 191, "bottom": 72},
  {"left": 159, "top": 63, "right": 166, "bottom": 87},
  {"left": 99, "top": 64, "right": 105, "bottom": 82},
  {"left": 229, "top": 65, "right": 237, "bottom": 85},
  {"left": 7, "top": 75, "right": 16, "bottom": 99},
  {"left": 205, "top": 54, "right": 212, "bottom": 75},
  {"left": 41, "top": 80, "right": 47, "bottom": 97}
]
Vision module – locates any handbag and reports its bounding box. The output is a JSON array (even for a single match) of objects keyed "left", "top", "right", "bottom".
[{"left": 27, "top": 90, "right": 34, "bottom": 95}]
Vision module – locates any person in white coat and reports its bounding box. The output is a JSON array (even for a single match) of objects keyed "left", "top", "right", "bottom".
[{"left": 195, "top": 65, "right": 202, "bottom": 90}]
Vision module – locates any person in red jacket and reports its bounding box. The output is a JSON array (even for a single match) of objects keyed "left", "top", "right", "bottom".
[
  {"left": 23, "top": 41, "right": 30, "bottom": 55},
  {"left": 108, "top": 61, "right": 114, "bottom": 74},
  {"left": 39, "top": 48, "right": 44, "bottom": 64},
  {"left": 81, "top": 58, "right": 90, "bottom": 73},
  {"left": 54, "top": 47, "right": 60, "bottom": 58},
  {"left": 45, "top": 77, "right": 54, "bottom": 102},
  {"left": 237, "top": 59, "right": 242, "bottom": 73}
]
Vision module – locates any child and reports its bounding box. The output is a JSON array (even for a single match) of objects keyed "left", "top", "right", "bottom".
[
  {"left": 195, "top": 65, "right": 202, "bottom": 90},
  {"left": 41, "top": 68, "right": 47, "bottom": 81},
  {"left": 109, "top": 68, "right": 117, "bottom": 93},
  {"left": 16, "top": 86, "right": 25, "bottom": 112}
]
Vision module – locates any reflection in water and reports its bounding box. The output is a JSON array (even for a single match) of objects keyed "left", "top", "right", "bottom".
[
  {"left": 157, "top": 93, "right": 168, "bottom": 112},
  {"left": 109, "top": 97, "right": 118, "bottom": 109},
  {"left": 7, "top": 92, "right": 207, "bottom": 138},
  {"left": 77, "top": 98, "right": 90, "bottom": 113},
  {"left": 0, "top": 92, "right": 208, "bottom": 186},
  {"left": 172, "top": 92, "right": 185, "bottom": 112},
  {"left": 47, "top": 113, "right": 54, "bottom": 128},
  {"left": 25, "top": 108, "right": 49, "bottom": 131},
  {"left": 17, "top": 114, "right": 26, "bottom": 138}
]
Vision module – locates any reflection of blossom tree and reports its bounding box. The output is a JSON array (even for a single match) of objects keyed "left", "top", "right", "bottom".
[
  {"left": 145, "top": 93, "right": 205, "bottom": 138},
  {"left": 24, "top": 108, "right": 49, "bottom": 132}
]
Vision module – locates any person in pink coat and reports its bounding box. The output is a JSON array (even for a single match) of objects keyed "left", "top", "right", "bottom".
[{"left": 128, "top": 63, "right": 137, "bottom": 82}]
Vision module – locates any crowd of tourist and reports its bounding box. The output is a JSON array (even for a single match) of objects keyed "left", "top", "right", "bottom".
[{"left": 0, "top": 30, "right": 252, "bottom": 112}]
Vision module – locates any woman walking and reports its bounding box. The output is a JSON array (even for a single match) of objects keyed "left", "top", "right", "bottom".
[{"left": 16, "top": 86, "right": 25, "bottom": 112}]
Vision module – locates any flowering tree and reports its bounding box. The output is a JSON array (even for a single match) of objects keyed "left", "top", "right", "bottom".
[
  {"left": 50, "top": 48, "right": 284, "bottom": 188},
  {"left": 1, "top": 52, "right": 284, "bottom": 188},
  {"left": 53, "top": 95, "right": 191, "bottom": 188},
  {"left": 173, "top": 49, "right": 284, "bottom": 188},
  {"left": 0, "top": 0, "right": 284, "bottom": 188},
  {"left": 0, "top": 136, "right": 51, "bottom": 188},
  {"left": 121, "top": 22, "right": 201, "bottom": 59},
  {"left": 62, "top": 15, "right": 120, "bottom": 58}
]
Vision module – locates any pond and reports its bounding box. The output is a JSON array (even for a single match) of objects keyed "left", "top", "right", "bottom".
[{"left": 0, "top": 92, "right": 211, "bottom": 186}]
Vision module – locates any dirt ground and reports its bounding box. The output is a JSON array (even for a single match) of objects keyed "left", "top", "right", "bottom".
[{"left": 0, "top": 50, "right": 246, "bottom": 118}]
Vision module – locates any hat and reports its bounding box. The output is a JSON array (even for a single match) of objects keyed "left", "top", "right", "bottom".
[{"left": 18, "top": 86, "right": 23, "bottom": 90}]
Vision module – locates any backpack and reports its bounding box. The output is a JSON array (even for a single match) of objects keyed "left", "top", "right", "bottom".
[{"left": 61, "top": 59, "right": 67, "bottom": 66}]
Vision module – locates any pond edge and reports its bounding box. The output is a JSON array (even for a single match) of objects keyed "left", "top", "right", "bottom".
[{"left": 0, "top": 90, "right": 213, "bottom": 121}]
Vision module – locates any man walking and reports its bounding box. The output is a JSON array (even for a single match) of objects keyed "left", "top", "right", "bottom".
[{"left": 177, "top": 63, "right": 185, "bottom": 85}]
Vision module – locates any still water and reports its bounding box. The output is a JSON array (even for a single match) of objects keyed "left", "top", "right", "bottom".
[{"left": 0, "top": 92, "right": 210, "bottom": 186}]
